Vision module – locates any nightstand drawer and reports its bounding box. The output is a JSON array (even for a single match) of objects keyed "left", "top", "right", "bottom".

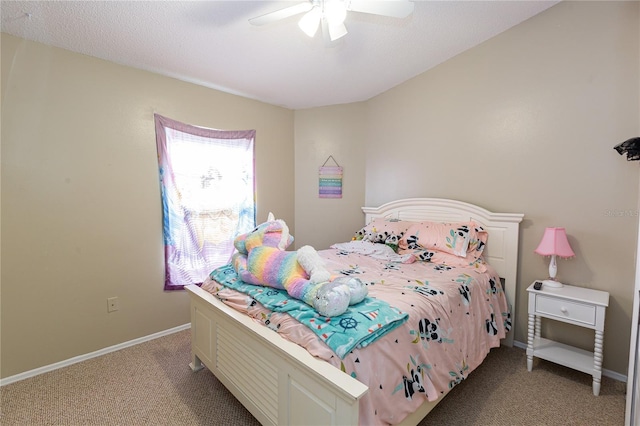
[{"left": 535, "top": 295, "right": 596, "bottom": 325}]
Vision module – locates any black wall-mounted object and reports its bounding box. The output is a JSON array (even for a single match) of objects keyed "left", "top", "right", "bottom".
[{"left": 614, "top": 137, "right": 640, "bottom": 161}]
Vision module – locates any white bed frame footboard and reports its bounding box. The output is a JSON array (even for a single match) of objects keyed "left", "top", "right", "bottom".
[
  {"left": 186, "top": 198, "right": 523, "bottom": 425},
  {"left": 185, "top": 284, "right": 368, "bottom": 426}
]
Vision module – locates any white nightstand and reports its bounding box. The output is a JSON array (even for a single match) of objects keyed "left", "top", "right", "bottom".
[{"left": 526, "top": 281, "right": 609, "bottom": 396}]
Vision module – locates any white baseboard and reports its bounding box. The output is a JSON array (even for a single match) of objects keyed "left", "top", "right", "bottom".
[
  {"left": 0, "top": 323, "right": 191, "bottom": 387},
  {"left": 513, "top": 339, "right": 627, "bottom": 383}
]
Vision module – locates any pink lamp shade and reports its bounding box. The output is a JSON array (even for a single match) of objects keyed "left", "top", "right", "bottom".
[
  {"left": 534, "top": 227, "right": 575, "bottom": 288},
  {"left": 534, "top": 227, "right": 575, "bottom": 258}
]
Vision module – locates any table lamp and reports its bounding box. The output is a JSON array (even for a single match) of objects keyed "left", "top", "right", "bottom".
[{"left": 534, "top": 227, "right": 575, "bottom": 288}]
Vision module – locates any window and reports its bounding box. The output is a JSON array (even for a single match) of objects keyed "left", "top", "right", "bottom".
[{"left": 154, "top": 114, "right": 255, "bottom": 290}]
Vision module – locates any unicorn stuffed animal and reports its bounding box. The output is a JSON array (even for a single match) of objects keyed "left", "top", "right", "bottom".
[{"left": 232, "top": 213, "right": 367, "bottom": 317}]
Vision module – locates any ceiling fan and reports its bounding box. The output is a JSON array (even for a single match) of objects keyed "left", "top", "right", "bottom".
[{"left": 249, "top": 0, "right": 415, "bottom": 43}]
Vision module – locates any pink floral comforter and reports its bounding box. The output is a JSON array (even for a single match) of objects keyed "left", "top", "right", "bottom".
[{"left": 201, "top": 244, "right": 510, "bottom": 426}]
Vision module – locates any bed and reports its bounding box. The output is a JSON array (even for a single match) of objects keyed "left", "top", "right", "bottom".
[{"left": 185, "top": 198, "right": 524, "bottom": 426}]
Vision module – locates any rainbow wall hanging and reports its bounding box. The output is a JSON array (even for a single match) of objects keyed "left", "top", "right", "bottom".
[{"left": 319, "top": 156, "right": 342, "bottom": 199}]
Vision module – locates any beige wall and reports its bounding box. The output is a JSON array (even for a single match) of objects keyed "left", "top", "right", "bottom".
[
  {"left": 294, "top": 104, "right": 367, "bottom": 250},
  {"left": 0, "top": 34, "right": 294, "bottom": 379},
  {"left": 297, "top": 1, "right": 639, "bottom": 375}
]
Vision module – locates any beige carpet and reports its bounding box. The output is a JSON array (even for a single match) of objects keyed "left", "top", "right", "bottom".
[
  {"left": 418, "top": 343, "right": 626, "bottom": 426},
  {"left": 0, "top": 329, "right": 626, "bottom": 425}
]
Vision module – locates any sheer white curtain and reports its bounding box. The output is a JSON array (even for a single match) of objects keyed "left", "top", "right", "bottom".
[{"left": 154, "top": 114, "right": 255, "bottom": 290}]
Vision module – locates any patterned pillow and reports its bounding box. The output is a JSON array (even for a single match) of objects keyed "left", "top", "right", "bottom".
[
  {"left": 466, "top": 223, "right": 488, "bottom": 261},
  {"left": 400, "top": 221, "right": 472, "bottom": 257}
]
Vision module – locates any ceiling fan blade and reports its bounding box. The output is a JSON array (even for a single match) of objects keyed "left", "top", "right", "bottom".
[
  {"left": 321, "top": 18, "right": 347, "bottom": 46},
  {"left": 298, "top": 7, "right": 321, "bottom": 37},
  {"left": 346, "top": 0, "right": 414, "bottom": 18},
  {"left": 249, "top": 2, "right": 314, "bottom": 26},
  {"left": 328, "top": 22, "right": 348, "bottom": 41}
]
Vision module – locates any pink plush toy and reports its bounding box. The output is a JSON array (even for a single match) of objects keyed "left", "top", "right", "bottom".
[{"left": 232, "top": 213, "right": 367, "bottom": 317}]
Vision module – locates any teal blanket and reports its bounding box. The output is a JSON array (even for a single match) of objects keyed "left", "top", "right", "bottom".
[{"left": 210, "top": 264, "right": 408, "bottom": 359}]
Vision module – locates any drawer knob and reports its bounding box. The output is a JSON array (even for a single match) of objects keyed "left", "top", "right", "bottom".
[{"left": 561, "top": 307, "right": 568, "bottom": 314}]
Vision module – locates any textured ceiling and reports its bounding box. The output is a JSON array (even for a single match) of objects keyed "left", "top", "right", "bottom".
[{"left": 0, "top": 1, "right": 559, "bottom": 109}]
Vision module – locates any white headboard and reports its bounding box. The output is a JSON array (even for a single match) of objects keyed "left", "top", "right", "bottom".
[{"left": 362, "top": 198, "right": 524, "bottom": 346}]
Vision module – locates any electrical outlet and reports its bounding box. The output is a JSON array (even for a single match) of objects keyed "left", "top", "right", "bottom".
[{"left": 107, "top": 297, "right": 119, "bottom": 313}]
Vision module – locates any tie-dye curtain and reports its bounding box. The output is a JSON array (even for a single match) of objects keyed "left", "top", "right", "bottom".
[{"left": 154, "top": 114, "right": 256, "bottom": 290}]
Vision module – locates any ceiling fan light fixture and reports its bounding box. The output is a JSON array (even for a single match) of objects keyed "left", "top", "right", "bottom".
[
  {"left": 324, "top": 0, "right": 347, "bottom": 26},
  {"left": 298, "top": 6, "right": 321, "bottom": 37}
]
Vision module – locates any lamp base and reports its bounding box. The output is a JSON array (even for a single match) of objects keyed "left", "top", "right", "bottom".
[{"left": 542, "top": 279, "right": 564, "bottom": 288}]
